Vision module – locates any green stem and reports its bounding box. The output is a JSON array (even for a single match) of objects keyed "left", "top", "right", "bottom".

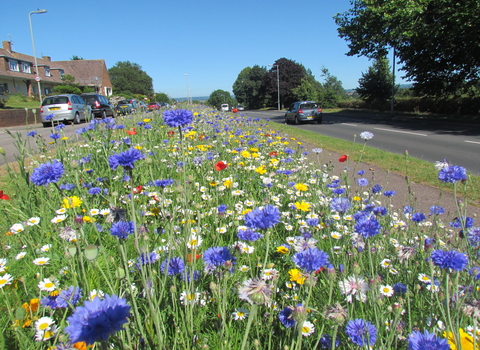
[{"left": 240, "top": 304, "right": 258, "bottom": 350}]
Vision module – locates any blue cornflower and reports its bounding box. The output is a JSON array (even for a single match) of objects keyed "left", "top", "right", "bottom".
[
  {"left": 30, "top": 160, "right": 64, "bottom": 186},
  {"left": 431, "top": 249, "right": 468, "bottom": 271},
  {"left": 50, "top": 133, "right": 61, "bottom": 140},
  {"left": 153, "top": 179, "right": 175, "bottom": 187},
  {"left": 404, "top": 205, "right": 415, "bottom": 214},
  {"left": 60, "top": 183, "right": 75, "bottom": 191},
  {"left": 162, "top": 109, "right": 193, "bottom": 128},
  {"left": 110, "top": 220, "right": 135, "bottom": 239},
  {"left": 467, "top": 227, "right": 480, "bottom": 248},
  {"left": 332, "top": 188, "right": 346, "bottom": 195},
  {"left": 450, "top": 216, "right": 474, "bottom": 228},
  {"left": 354, "top": 215, "right": 382, "bottom": 238},
  {"left": 357, "top": 178, "right": 369, "bottom": 186},
  {"left": 284, "top": 148, "right": 296, "bottom": 154},
  {"left": 88, "top": 187, "right": 102, "bottom": 195},
  {"left": 319, "top": 334, "right": 340, "bottom": 349},
  {"left": 217, "top": 204, "right": 228, "bottom": 214},
  {"left": 372, "top": 206, "right": 388, "bottom": 216},
  {"left": 64, "top": 294, "right": 130, "bottom": 345},
  {"left": 135, "top": 252, "right": 159, "bottom": 269},
  {"left": 407, "top": 330, "right": 450, "bottom": 350},
  {"left": 45, "top": 113, "right": 55, "bottom": 121},
  {"left": 56, "top": 286, "right": 83, "bottom": 309},
  {"left": 203, "top": 246, "right": 234, "bottom": 270},
  {"left": 330, "top": 197, "right": 351, "bottom": 213},
  {"left": 160, "top": 257, "right": 185, "bottom": 276},
  {"left": 237, "top": 228, "right": 263, "bottom": 242},
  {"left": 469, "top": 267, "right": 480, "bottom": 280},
  {"left": 438, "top": 165, "right": 467, "bottom": 183},
  {"left": 292, "top": 247, "right": 330, "bottom": 273},
  {"left": 27, "top": 130, "right": 37, "bottom": 137},
  {"left": 306, "top": 218, "right": 319, "bottom": 227},
  {"left": 55, "top": 123, "right": 66, "bottom": 130},
  {"left": 411, "top": 212, "right": 426, "bottom": 223},
  {"left": 278, "top": 307, "right": 295, "bottom": 328},
  {"left": 393, "top": 283, "right": 407, "bottom": 295},
  {"left": 345, "top": 319, "right": 377, "bottom": 346},
  {"left": 383, "top": 190, "right": 396, "bottom": 197},
  {"left": 430, "top": 206, "right": 445, "bottom": 215},
  {"left": 108, "top": 147, "right": 145, "bottom": 170},
  {"left": 371, "top": 184, "right": 382, "bottom": 194},
  {"left": 244, "top": 205, "right": 280, "bottom": 230},
  {"left": 357, "top": 170, "right": 365, "bottom": 175}
]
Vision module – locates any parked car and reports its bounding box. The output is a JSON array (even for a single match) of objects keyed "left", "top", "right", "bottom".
[
  {"left": 148, "top": 102, "right": 162, "bottom": 111},
  {"left": 159, "top": 102, "right": 170, "bottom": 108},
  {"left": 115, "top": 99, "right": 139, "bottom": 115},
  {"left": 138, "top": 101, "right": 147, "bottom": 112},
  {"left": 285, "top": 101, "right": 322, "bottom": 124},
  {"left": 40, "top": 94, "right": 91, "bottom": 127},
  {"left": 221, "top": 103, "right": 229, "bottom": 111},
  {"left": 236, "top": 105, "right": 245, "bottom": 111},
  {"left": 80, "top": 93, "right": 115, "bottom": 119}
]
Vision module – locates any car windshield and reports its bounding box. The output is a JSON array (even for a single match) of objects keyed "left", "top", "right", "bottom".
[
  {"left": 300, "top": 103, "right": 318, "bottom": 109},
  {"left": 82, "top": 96, "right": 96, "bottom": 103},
  {"left": 118, "top": 100, "right": 131, "bottom": 104},
  {"left": 42, "top": 96, "right": 69, "bottom": 105}
]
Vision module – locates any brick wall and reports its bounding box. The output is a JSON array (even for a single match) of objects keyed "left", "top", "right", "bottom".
[{"left": 0, "top": 109, "right": 40, "bottom": 127}]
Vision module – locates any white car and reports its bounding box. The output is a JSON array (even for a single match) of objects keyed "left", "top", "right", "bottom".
[{"left": 221, "top": 103, "right": 229, "bottom": 111}]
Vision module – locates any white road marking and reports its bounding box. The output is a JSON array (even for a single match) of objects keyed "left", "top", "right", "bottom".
[
  {"left": 341, "top": 123, "right": 358, "bottom": 126},
  {"left": 374, "top": 127, "right": 428, "bottom": 136},
  {"left": 465, "top": 140, "right": 480, "bottom": 145}
]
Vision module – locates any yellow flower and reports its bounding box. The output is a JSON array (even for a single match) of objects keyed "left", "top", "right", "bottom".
[
  {"left": 241, "top": 151, "right": 251, "bottom": 158},
  {"left": 82, "top": 216, "right": 93, "bottom": 223},
  {"left": 251, "top": 152, "right": 259, "bottom": 158},
  {"left": 294, "top": 183, "right": 308, "bottom": 191},
  {"left": 249, "top": 148, "right": 259, "bottom": 152},
  {"left": 444, "top": 329, "right": 479, "bottom": 350},
  {"left": 143, "top": 118, "right": 151, "bottom": 123},
  {"left": 62, "top": 196, "right": 82, "bottom": 209},
  {"left": 255, "top": 165, "right": 267, "bottom": 175},
  {"left": 289, "top": 269, "right": 307, "bottom": 285},
  {"left": 209, "top": 181, "right": 218, "bottom": 187},
  {"left": 61, "top": 137, "right": 69, "bottom": 141},
  {"left": 295, "top": 201, "right": 311, "bottom": 212},
  {"left": 134, "top": 145, "right": 143, "bottom": 150},
  {"left": 241, "top": 209, "right": 252, "bottom": 216},
  {"left": 353, "top": 196, "right": 362, "bottom": 201},
  {"left": 196, "top": 145, "right": 207, "bottom": 151},
  {"left": 276, "top": 245, "right": 289, "bottom": 254},
  {"left": 224, "top": 179, "right": 234, "bottom": 188}
]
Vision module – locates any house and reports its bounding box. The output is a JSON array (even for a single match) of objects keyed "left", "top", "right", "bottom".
[{"left": 0, "top": 40, "right": 112, "bottom": 99}]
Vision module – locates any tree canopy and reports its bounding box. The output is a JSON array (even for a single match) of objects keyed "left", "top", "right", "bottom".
[
  {"left": 232, "top": 65, "right": 267, "bottom": 109},
  {"left": 207, "top": 90, "right": 233, "bottom": 109},
  {"left": 334, "top": 0, "right": 480, "bottom": 96},
  {"left": 108, "top": 61, "right": 153, "bottom": 96},
  {"left": 356, "top": 57, "right": 394, "bottom": 103}
]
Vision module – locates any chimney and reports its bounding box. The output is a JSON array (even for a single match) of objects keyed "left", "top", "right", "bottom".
[
  {"left": 42, "top": 56, "right": 51, "bottom": 61},
  {"left": 2, "top": 41, "right": 12, "bottom": 52}
]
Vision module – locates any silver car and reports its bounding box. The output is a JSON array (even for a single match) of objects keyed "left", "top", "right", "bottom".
[
  {"left": 285, "top": 101, "right": 323, "bottom": 124},
  {"left": 40, "top": 94, "right": 92, "bottom": 127}
]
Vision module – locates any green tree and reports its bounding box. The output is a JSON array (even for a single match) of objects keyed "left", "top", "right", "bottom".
[
  {"left": 154, "top": 92, "right": 171, "bottom": 103},
  {"left": 52, "top": 74, "right": 82, "bottom": 95},
  {"left": 320, "top": 68, "right": 348, "bottom": 108},
  {"left": 70, "top": 55, "right": 84, "bottom": 60},
  {"left": 232, "top": 65, "right": 267, "bottom": 109},
  {"left": 261, "top": 58, "right": 306, "bottom": 108},
  {"left": 292, "top": 70, "right": 322, "bottom": 102},
  {"left": 334, "top": 0, "right": 480, "bottom": 97},
  {"left": 207, "top": 90, "right": 232, "bottom": 109},
  {"left": 108, "top": 61, "right": 153, "bottom": 96},
  {"left": 356, "top": 56, "right": 395, "bottom": 103}
]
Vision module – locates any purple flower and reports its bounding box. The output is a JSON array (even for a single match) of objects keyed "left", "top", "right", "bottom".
[
  {"left": 27, "top": 130, "right": 37, "bottom": 137},
  {"left": 244, "top": 205, "right": 280, "bottom": 230},
  {"left": 430, "top": 206, "right": 445, "bottom": 215},
  {"left": 50, "top": 133, "right": 61, "bottom": 140},
  {"left": 346, "top": 319, "right": 377, "bottom": 346},
  {"left": 42, "top": 287, "right": 82, "bottom": 309},
  {"left": 371, "top": 184, "right": 382, "bottom": 194},
  {"left": 292, "top": 247, "right": 330, "bottom": 273},
  {"left": 467, "top": 227, "right": 480, "bottom": 248},
  {"left": 108, "top": 147, "right": 145, "bottom": 170},
  {"left": 110, "top": 220, "right": 135, "bottom": 239},
  {"left": 407, "top": 330, "right": 450, "bottom": 350},
  {"left": 393, "top": 283, "right": 407, "bottom": 295},
  {"left": 237, "top": 228, "right": 263, "bottom": 241},
  {"left": 383, "top": 190, "right": 396, "bottom": 197},
  {"left": 430, "top": 249, "right": 468, "bottom": 271},
  {"left": 60, "top": 183, "right": 76, "bottom": 191},
  {"left": 411, "top": 212, "right": 426, "bottom": 223},
  {"left": 450, "top": 216, "right": 474, "bottom": 228},
  {"left": 354, "top": 215, "right": 382, "bottom": 238},
  {"left": 162, "top": 109, "right": 194, "bottom": 128},
  {"left": 153, "top": 179, "right": 175, "bottom": 187},
  {"left": 438, "top": 165, "right": 467, "bottom": 183},
  {"left": 64, "top": 294, "right": 130, "bottom": 345},
  {"left": 330, "top": 197, "right": 351, "bottom": 213},
  {"left": 160, "top": 257, "right": 185, "bottom": 276},
  {"left": 88, "top": 187, "right": 102, "bottom": 195},
  {"left": 30, "top": 160, "right": 64, "bottom": 186},
  {"left": 278, "top": 307, "right": 295, "bottom": 328},
  {"left": 357, "top": 178, "right": 369, "bottom": 186},
  {"left": 372, "top": 206, "right": 388, "bottom": 216}
]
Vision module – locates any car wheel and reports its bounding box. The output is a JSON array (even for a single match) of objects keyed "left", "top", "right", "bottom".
[
  {"left": 285, "top": 114, "right": 289, "bottom": 124},
  {"left": 294, "top": 116, "right": 300, "bottom": 125},
  {"left": 102, "top": 110, "right": 107, "bottom": 119},
  {"left": 73, "top": 113, "right": 81, "bottom": 124}
]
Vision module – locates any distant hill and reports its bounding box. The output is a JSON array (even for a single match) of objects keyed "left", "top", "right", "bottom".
[
  {"left": 346, "top": 83, "right": 412, "bottom": 92},
  {"left": 175, "top": 96, "right": 209, "bottom": 102}
]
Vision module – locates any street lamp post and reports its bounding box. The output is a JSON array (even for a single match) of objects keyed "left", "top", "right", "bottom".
[
  {"left": 29, "top": 9, "right": 47, "bottom": 102},
  {"left": 184, "top": 74, "right": 189, "bottom": 105},
  {"left": 269, "top": 64, "right": 280, "bottom": 111}
]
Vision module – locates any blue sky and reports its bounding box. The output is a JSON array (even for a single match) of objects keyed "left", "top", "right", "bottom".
[{"left": 2, "top": 0, "right": 408, "bottom": 98}]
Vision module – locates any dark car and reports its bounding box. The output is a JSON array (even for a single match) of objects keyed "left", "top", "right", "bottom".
[
  {"left": 81, "top": 93, "right": 115, "bottom": 119},
  {"left": 285, "top": 101, "right": 322, "bottom": 124},
  {"left": 148, "top": 102, "right": 162, "bottom": 111},
  {"left": 115, "top": 99, "right": 139, "bottom": 115}
]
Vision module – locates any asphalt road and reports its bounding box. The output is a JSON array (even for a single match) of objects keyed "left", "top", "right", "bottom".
[{"left": 242, "top": 110, "right": 480, "bottom": 176}]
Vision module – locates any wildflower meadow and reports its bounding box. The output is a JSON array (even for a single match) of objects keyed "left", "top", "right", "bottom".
[{"left": 0, "top": 105, "right": 479, "bottom": 349}]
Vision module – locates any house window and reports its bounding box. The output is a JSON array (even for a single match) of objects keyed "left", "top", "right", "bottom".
[
  {"left": 9, "top": 59, "right": 19, "bottom": 72},
  {"left": 0, "top": 83, "right": 9, "bottom": 94},
  {"left": 22, "top": 62, "right": 32, "bottom": 73},
  {"left": 59, "top": 69, "right": 64, "bottom": 77},
  {"left": 44, "top": 67, "right": 51, "bottom": 77}
]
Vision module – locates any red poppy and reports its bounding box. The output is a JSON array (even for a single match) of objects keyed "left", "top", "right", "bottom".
[
  {"left": 338, "top": 155, "right": 348, "bottom": 162},
  {"left": 133, "top": 185, "right": 143, "bottom": 194},
  {"left": 215, "top": 161, "right": 227, "bottom": 171},
  {"left": 0, "top": 191, "right": 9, "bottom": 200},
  {"left": 269, "top": 151, "right": 278, "bottom": 157},
  {"left": 167, "top": 131, "right": 175, "bottom": 138},
  {"left": 187, "top": 253, "right": 202, "bottom": 263},
  {"left": 126, "top": 127, "right": 137, "bottom": 135},
  {"left": 198, "top": 134, "right": 206, "bottom": 140}
]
